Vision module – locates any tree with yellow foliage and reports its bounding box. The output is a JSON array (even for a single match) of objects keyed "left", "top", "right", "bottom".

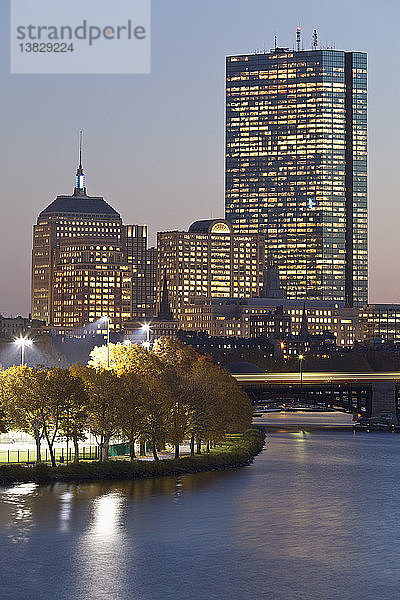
[
  {"left": 72, "top": 364, "right": 123, "bottom": 461},
  {"left": 117, "top": 370, "right": 146, "bottom": 460},
  {"left": 1, "top": 366, "right": 45, "bottom": 462}
]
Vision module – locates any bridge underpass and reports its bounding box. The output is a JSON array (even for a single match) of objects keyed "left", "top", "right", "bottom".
[{"left": 232, "top": 372, "right": 400, "bottom": 422}]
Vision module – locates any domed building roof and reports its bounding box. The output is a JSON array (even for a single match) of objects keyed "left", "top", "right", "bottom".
[{"left": 188, "top": 219, "right": 232, "bottom": 234}]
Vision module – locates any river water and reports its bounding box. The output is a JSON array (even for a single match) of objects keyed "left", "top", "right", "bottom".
[{"left": 1, "top": 424, "right": 400, "bottom": 600}]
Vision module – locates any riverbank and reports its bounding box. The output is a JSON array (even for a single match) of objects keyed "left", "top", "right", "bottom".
[{"left": 0, "top": 427, "right": 265, "bottom": 486}]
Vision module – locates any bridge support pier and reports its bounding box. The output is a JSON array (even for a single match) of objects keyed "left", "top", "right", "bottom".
[{"left": 371, "top": 382, "right": 398, "bottom": 423}]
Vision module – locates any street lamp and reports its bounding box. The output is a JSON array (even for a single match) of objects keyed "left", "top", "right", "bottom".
[
  {"left": 141, "top": 322, "right": 151, "bottom": 351},
  {"left": 298, "top": 354, "right": 304, "bottom": 401},
  {"left": 101, "top": 316, "right": 110, "bottom": 367},
  {"left": 14, "top": 336, "right": 33, "bottom": 366}
]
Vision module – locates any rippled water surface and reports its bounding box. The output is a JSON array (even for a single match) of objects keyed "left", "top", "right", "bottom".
[{"left": 1, "top": 430, "right": 400, "bottom": 600}]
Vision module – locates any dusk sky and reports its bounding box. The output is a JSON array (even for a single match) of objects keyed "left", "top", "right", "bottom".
[{"left": 0, "top": 0, "right": 399, "bottom": 315}]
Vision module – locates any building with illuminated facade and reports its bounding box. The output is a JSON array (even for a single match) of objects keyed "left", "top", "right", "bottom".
[
  {"left": 157, "top": 219, "right": 265, "bottom": 319},
  {"left": 359, "top": 305, "right": 400, "bottom": 345},
  {"left": 31, "top": 160, "right": 131, "bottom": 332},
  {"left": 125, "top": 224, "right": 157, "bottom": 318},
  {"left": 179, "top": 297, "right": 361, "bottom": 347},
  {"left": 225, "top": 47, "right": 368, "bottom": 306}
]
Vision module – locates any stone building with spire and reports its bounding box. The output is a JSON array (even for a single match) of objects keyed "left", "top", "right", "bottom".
[
  {"left": 123, "top": 276, "right": 178, "bottom": 342},
  {"left": 150, "top": 276, "right": 178, "bottom": 340}
]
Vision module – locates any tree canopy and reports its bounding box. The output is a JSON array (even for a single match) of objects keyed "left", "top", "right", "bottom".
[{"left": 0, "top": 337, "right": 252, "bottom": 462}]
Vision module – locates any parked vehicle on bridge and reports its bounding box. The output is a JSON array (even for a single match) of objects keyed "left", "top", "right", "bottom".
[
  {"left": 355, "top": 411, "right": 397, "bottom": 428},
  {"left": 376, "top": 412, "right": 397, "bottom": 425}
]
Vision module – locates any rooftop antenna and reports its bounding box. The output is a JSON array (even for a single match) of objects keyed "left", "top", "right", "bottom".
[
  {"left": 296, "top": 26, "right": 301, "bottom": 52},
  {"left": 313, "top": 29, "right": 318, "bottom": 50},
  {"left": 274, "top": 34, "right": 277, "bottom": 50},
  {"left": 79, "top": 130, "right": 83, "bottom": 167},
  {"left": 74, "top": 130, "right": 86, "bottom": 195}
]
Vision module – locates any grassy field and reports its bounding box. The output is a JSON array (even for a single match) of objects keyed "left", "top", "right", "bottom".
[
  {"left": 0, "top": 427, "right": 265, "bottom": 486},
  {"left": 0, "top": 446, "right": 98, "bottom": 464}
]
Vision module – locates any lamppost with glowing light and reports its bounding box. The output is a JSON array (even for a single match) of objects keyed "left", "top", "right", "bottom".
[
  {"left": 298, "top": 354, "right": 304, "bottom": 401},
  {"left": 141, "top": 323, "right": 151, "bottom": 351},
  {"left": 101, "top": 316, "right": 110, "bottom": 367},
  {"left": 14, "top": 336, "right": 33, "bottom": 366}
]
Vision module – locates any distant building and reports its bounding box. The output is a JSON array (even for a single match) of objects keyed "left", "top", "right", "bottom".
[
  {"left": 178, "top": 330, "right": 274, "bottom": 356},
  {"left": 225, "top": 47, "right": 368, "bottom": 306},
  {"left": 262, "top": 262, "right": 285, "bottom": 299},
  {"left": 359, "top": 305, "right": 400, "bottom": 345},
  {"left": 157, "top": 219, "right": 265, "bottom": 320},
  {"left": 179, "top": 297, "right": 361, "bottom": 348},
  {"left": 0, "top": 316, "right": 45, "bottom": 340},
  {"left": 123, "top": 278, "right": 178, "bottom": 343},
  {"left": 150, "top": 276, "right": 178, "bottom": 339},
  {"left": 31, "top": 157, "right": 131, "bottom": 332},
  {"left": 125, "top": 225, "right": 157, "bottom": 318}
]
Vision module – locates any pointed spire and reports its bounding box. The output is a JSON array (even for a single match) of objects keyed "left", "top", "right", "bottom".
[
  {"left": 74, "top": 130, "right": 87, "bottom": 195},
  {"left": 79, "top": 130, "right": 83, "bottom": 168},
  {"left": 158, "top": 275, "right": 173, "bottom": 321},
  {"left": 263, "top": 260, "right": 285, "bottom": 299},
  {"left": 299, "top": 303, "right": 309, "bottom": 339}
]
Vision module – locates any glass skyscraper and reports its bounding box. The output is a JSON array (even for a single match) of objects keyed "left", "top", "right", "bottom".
[{"left": 225, "top": 47, "right": 367, "bottom": 306}]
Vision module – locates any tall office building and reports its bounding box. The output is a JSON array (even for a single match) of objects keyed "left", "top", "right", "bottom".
[
  {"left": 225, "top": 46, "right": 367, "bottom": 306},
  {"left": 125, "top": 224, "right": 157, "bottom": 318},
  {"left": 32, "top": 159, "right": 131, "bottom": 331},
  {"left": 157, "top": 219, "right": 265, "bottom": 319}
]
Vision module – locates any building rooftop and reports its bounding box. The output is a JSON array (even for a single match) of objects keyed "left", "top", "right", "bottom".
[
  {"left": 188, "top": 219, "right": 232, "bottom": 234},
  {"left": 40, "top": 193, "right": 120, "bottom": 218},
  {"left": 187, "top": 297, "right": 348, "bottom": 309},
  {"left": 247, "top": 298, "right": 346, "bottom": 309}
]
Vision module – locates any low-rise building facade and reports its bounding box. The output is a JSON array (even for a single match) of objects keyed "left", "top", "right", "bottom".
[
  {"left": 179, "top": 297, "right": 362, "bottom": 348},
  {"left": 359, "top": 304, "right": 400, "bottom": 345}
]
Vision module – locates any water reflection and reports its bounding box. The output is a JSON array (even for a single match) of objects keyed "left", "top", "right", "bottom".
[
  {"left": 90, "top": 492, "right": 124, "bottom": 537},
  {"left": 3, "top": 483, "right": 38, "bottom": 496},
  {"left": 2, "top": 433, "right": 400, "bottom": 600},
  {"left": 1, "top": 483, "right": 37, "bottom": 544},
  {"left": 74, "top": 492, "right": 127, "bottom": 600},
  {"left": 59, "top": 490, "right": 73, "bottom": 532},
  {"left": 173, "top": 477, "right": 183, "bottom": 503}
]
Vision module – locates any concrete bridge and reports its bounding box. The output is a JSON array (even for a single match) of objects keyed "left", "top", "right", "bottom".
[{"left": 232, "top": 372, "right": 400, "bottom": 421}]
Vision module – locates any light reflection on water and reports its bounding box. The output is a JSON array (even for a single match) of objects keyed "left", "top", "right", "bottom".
[
  {"left": 2, "top": 482, "right": 37, "bottom": 544},
  {"left": 59, "top": 490, "right": 73, "bottom": 532},
  {"left": 75, "top": 492, "right": 127, "bottom": 600},
  {"left": 1, "top": 432, "right": 400, "bottom": 600}
]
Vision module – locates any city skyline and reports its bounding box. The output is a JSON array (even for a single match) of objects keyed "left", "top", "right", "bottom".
[{"left": 1, "top": 0, "right": 400, "bottom": 314}]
